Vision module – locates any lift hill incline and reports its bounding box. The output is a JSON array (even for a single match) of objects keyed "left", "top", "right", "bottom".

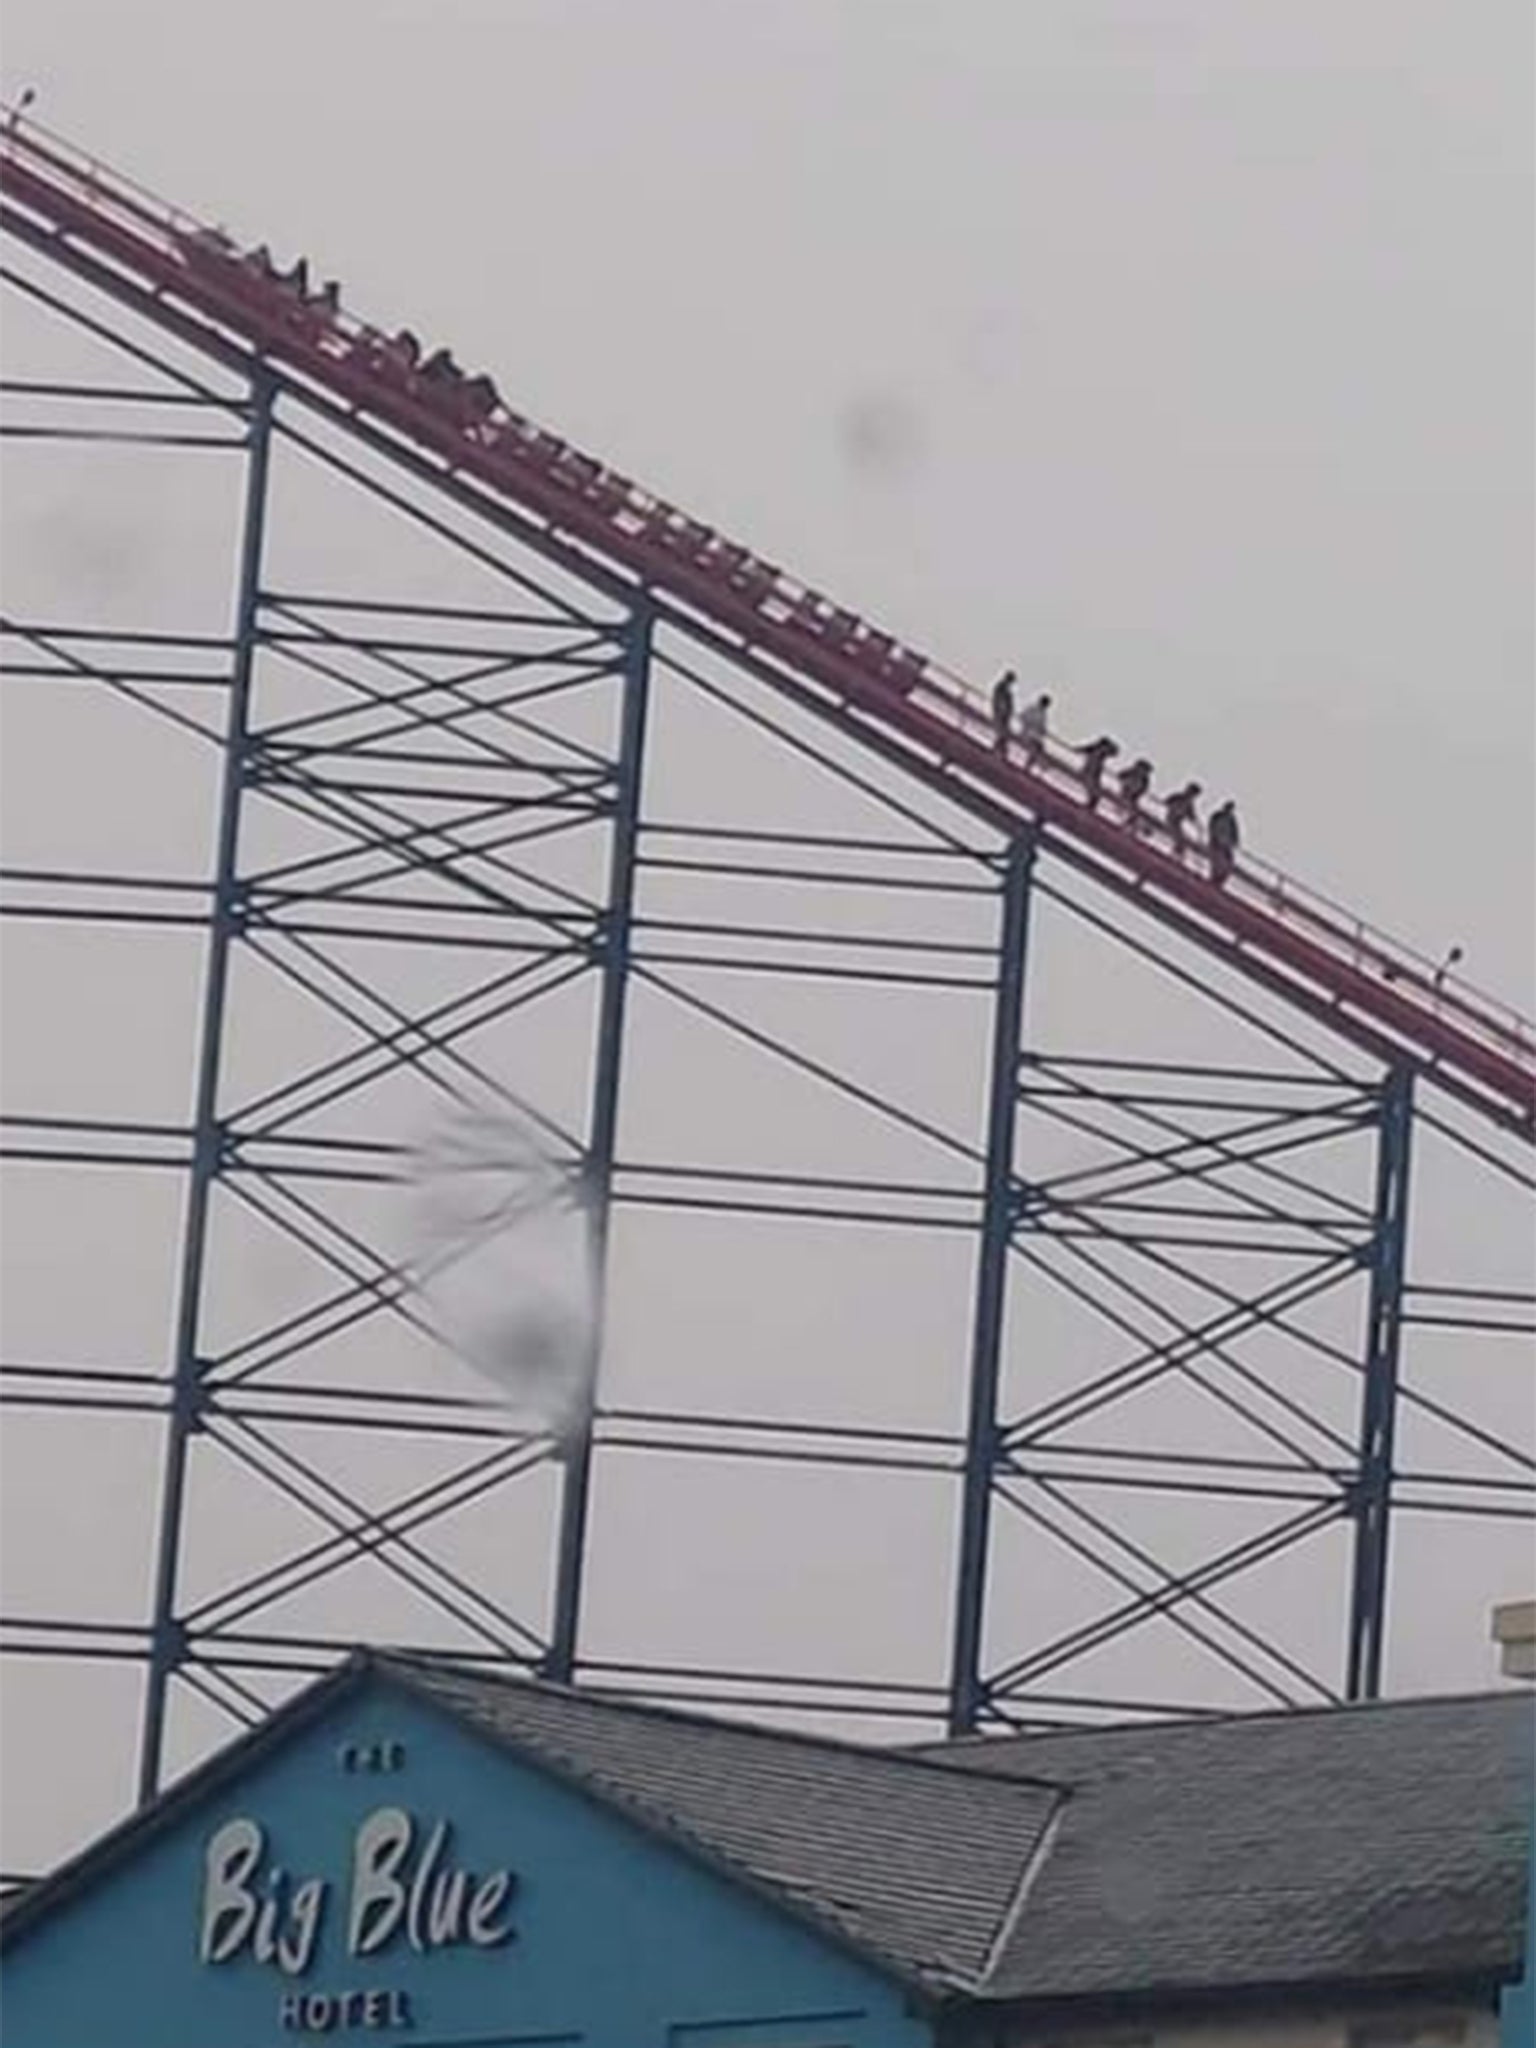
[{"left": 3, "top": 117, "right": 1531, "bottom": 1138}]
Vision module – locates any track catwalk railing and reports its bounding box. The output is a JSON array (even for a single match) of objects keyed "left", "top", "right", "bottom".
[{"left": 2, "top": 111, "right": 1531, "bottom": 1137}]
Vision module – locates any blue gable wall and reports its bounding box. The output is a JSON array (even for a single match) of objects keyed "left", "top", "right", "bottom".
[{"left": 4, "top": 1678, "right": 935, "bottom": 2048}]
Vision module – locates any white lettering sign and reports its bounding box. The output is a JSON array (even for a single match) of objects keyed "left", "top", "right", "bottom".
[
  {"left": 201, "top": 1819, "right": 324, "bottom": 1975},
  {"left": 278, "top": 1987, "right": 413, "bottom": 2032},
  {"left": 197, "top": 1807, "right": 517, "bottom": 1979}
]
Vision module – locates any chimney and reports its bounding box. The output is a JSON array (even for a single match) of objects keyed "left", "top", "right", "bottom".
[{"left": 1490, "top": 1599, "right": 1536, "bottom": 1681}]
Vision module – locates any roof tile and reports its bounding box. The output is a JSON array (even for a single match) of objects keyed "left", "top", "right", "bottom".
[
  {"left": 915, "top": 1690, "right": 1533, "bottom": 2000},
  {"left": 388, "top": 1657, "right": 1062, "bottom": 1994}
]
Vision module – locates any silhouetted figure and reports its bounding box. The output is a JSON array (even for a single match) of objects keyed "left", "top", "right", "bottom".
[
  {"left": 1117, "top": 756, "right": 1154, "bottom": 825},
  {"left": 1207, "top": 799, "right": 1240, "bottom": 884},
  {"left": 1019, "top": 691, "right": 1051, "bottom": 765},
  {"left": 991, "top": 669, "right": 1017, "bottom": 752},
  {"left": 311, "top": 278, "right": 341, "bottom": 317},
  {"left": 1164, "top": 780, "right": 1202, "bottom": 856},
  {"left": 242, "top": 244, "right": 277, "bottom": 280},
  {"left": 422, "top": 347, "right": 463, "bottom": 388},
  {"left": 279, "top": 256, "right": 311, "bottom": 299},
  {"left": 391, "top": 329, "right": 422, "bottom": 368},
  {"left": 447, "top": 372, "right": 503, "bottom": 431},
  {"left": 462, "top": 372, "right": 500, "bottom": 419},
  {"left": 1079, "top": 734, "right": 1119, "bottom": 809},
  {"left": 1432, "top": 943, "right": 1465, "bottom": 996}
]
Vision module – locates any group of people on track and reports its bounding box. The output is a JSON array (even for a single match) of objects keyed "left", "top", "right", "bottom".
[
  {"left": 990, "top": 670, "right": 1241, "bottom": 884},
  {"left": 182, "top": 218, "right": 1239, "bottom": 901},
  {"left": 189, "top": 224, "right": 1234, "bottom": 900},
  {"left": 190, "top": 232, "right": 508, "bottom": 429}
]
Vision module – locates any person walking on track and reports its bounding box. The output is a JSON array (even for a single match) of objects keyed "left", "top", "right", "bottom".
[
  {"left": 1164, "top": 779, "right": 1202, "bottom": 856},
  {"left": 1019, "top": 690, "right": 1051, "bottom": 766},
  {"left": 1207, "top": 799, "right": 1240, "bottom": 884},
  {"left": 990, "top": 669, "right": 1017, "bottom": 752},
  {"left": 1079, "top": 734, "right": 1119, "bottom": 809},
  {"left": 1117, "top": 755, "right": 1154, "bottom": 828}
]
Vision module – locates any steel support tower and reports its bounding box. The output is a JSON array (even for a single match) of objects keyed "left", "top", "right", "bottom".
[{"left": 2, "top": 118, "right": 1532, "bottom": 1880}]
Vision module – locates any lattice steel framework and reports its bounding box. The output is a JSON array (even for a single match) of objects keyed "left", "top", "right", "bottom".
[{"left": 2, "top": 138, "right": 1533, "bottom": 1883}]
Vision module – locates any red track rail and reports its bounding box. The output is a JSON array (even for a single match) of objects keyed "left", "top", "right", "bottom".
[{"left": 3, "top": 118, "right": 1532, "bottom": 1137}]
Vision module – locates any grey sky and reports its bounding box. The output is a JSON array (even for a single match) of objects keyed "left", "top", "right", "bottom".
[
  {"left": 1, "top": 0, "right": 1532, "bottom": 1875},
  {"left": 6, "top": 0, "right": 1532, "bottom": 982}
]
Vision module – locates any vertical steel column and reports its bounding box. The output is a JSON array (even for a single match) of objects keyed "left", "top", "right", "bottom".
[
  {"left": 136, "top": 374, "right": 274, "bottom": 1804},
  {"left": 547, "top": 604, "right": 654, "bottom": 1682},
  {"left": 947, "top": 828, "right": 1037, "bottom": 1735},
  {"left": 1345, "top": 1062, "right": 1415, "bottom": 1700}
]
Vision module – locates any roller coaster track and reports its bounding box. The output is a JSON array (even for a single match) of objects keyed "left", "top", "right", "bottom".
[{"left": 4, "top": 116, "right": 1531, "bottom": 1137}]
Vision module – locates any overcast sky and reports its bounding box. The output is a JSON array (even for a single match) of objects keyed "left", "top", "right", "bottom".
[
  {"left": 2, "top": 0, "right": 1532, "bottom": 1872},
  {"left": 6, "top": 0, "right": 1532, "bottom": 987}
]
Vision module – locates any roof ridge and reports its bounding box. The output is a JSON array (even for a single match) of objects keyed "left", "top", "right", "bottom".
[
  {"left": 378, "top": 1650, "right": 1067, "bottom": 1794},
  {"left": 913, "top": 1684, "right": 1530, "bottom": 1759},
  {"left": 975, "top": 1797, "right": 1067, "bottom": 1993},
  {"left": 375, "top": 1657, "right": 1014, "bottom": 1999}
]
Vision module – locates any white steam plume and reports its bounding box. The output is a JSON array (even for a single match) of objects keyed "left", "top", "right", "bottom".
[{"left": 407, "top": 1102, "right": 597, "bottom": 1439}]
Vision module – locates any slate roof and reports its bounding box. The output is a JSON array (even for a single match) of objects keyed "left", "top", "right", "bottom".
[
  {"left": 916, "top": 1688, "right": 1534, "bottom": 2005},
  {"left": 4, "top": 1653, "right": 1529, "bottom": 2015},
  {"left": 0, "top": 1651, "right": 1063, "bottom": 2003},
  {"left": 384, "top": 1655, "right": 1062, "bottom": 1996}
]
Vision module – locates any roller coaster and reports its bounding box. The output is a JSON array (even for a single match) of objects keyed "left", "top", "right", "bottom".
[{"left": 2, "top": 113, "right": 1531, "bottom": 1876}]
